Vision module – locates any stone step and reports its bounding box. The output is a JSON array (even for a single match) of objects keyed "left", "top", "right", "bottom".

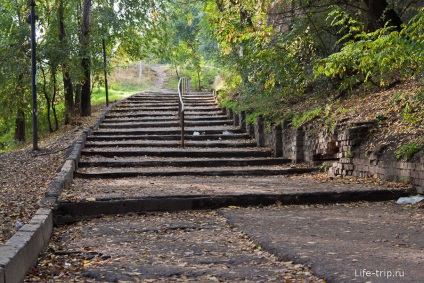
[
  {"left": 111, "top": 106, "right": 179, "bottom": 112},
  {"left": 98, "top": 120, "right": 235, "bottom": 129},
  {"left": 118, "top": 102, "right": 179, "bottom": 107},
  {"left": 126, "top": 98, "right": 178, "bottom": 102},
  {"left": 75, "top": 166, "right": 316, "bottom": 178},
  {"left": 184, "top": 94, "right": 215, "bottom": 99},
  {"left": 83, "top": 140, "right": 257, "bottom": 148},
  {"left": 119, "top": 101, "right": 218, "bottom": 107},
  {"left": 92, "top": 127, "right": 243, "bottom": 136},
  {"left": 86, "top": 133, "right": 252, "bottom": 141},
  {"left": 78, "top": 157, "right": 291, "bottom": 168},
  {"left": 106, "top": 112, "right": 176, "bottom": 118},
  {"left": 81, "top": 147, "right": 273, "bottom": 158},
  {"left": 129, "top": 93, "right": 178, "bottom": 98},
  {"left": 102, "top": 116, "right": 230, "bottom": 123},
  {"left": 107, "top": 110, "right": 225, "bottom": 116},
  {"left": 186, "top": 112, "right": 226, "bottom": 116},
  {"left": 112, "top": 106, "right": 223, "bottom": 112}
]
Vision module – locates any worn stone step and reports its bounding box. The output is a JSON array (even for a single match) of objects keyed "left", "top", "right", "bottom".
[
  {"left": 107, "top": 110, "right": 225, "bottom": 116},
  {"left": 118, "top": 102, "right": 179, "bottom": 107},
  {"left": 125, "top": 98, "right": 178, "bottom": 103},
  {"left": 92, "top": 127, "right": 243, "bottom": 136},
  {"left": 112, "top": 106, "right": 223, "bottom": 113},
  {"left": 185, "top": 111, "right": 225, "bottom": 115},
  {"left": 78, "top": 157, "right": 291, "bottom": 168},
  {"left": 129, "top": 94, "right": 178, "bottom": 98},
  {"left": 111, "top": 106, "right": 179, "bottom": 112},
  {"left": 83, "top": 140, "right": 257, "bottom": 148},
  {"left": 103, "top": 116, "right": 178, "bottom": 122},
  {"left": 119, "top": 101, "right": 218, "bottom": 107},
  {"left": 87, "top": 133, "right": 252, "bottom": 141},
  {"left": 106, "top": 112, "right": 176, "bottom": 118},
  {"left": 184, "top": 94, "right": 215, "bottom": 99},
  {"left": 81, "top": 147, "right": 273, "bottom": 158},
  {"left": 98, "top": 120, "right": 235, "bottom": 129},
  {"left": 102, "top": 116, "right": 230, "bottom": 123},
  {"left": 75, "top": 166, "right": 316, "bottom": 178}
]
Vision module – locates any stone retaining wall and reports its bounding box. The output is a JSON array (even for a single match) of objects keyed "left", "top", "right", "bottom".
[{"left": 229, "top": 110, "right": 423, "bottom": 194}]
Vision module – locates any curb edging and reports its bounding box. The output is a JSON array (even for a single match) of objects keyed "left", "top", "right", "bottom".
[
  {"left": 0, "top": 209, "right": 53, "bottom": 283},
  {"left": 0, "top": 100, "right": 121, "bottom": 283}
]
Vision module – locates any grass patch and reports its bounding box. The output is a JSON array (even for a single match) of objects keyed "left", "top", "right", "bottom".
[{"left": 91, "top": 87, "right": 138, "bottom": 105}]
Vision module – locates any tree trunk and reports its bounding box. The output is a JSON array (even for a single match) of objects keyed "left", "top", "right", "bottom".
[
  {"left": 80, "top": 0, "right": 92, "bottom": 117},
  {"left": 51, "top": 66, "right": 59, "bottom": 131},
  {"left": 102, "top": 38, "right": 109, "bottom": 107},
  {"left": 363, "top": 0, "right": 403, "bottom": 31},
  {"left": 40, "top": 66, "right": 53, "bottom": 133},
  {"left": 58, "top": 0, "right": 75, "bottom": 125},
  {"left": 197, "top": 70, "right": 201, "bottom": 91},
  {"left": 14, "top": 110, "right": 25, "bottom": 143},
  {"left": 75, "top": 84, "right": 82, "bottom": 117}
]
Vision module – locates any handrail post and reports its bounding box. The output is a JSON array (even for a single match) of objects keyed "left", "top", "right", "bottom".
[{"left": 178, "top": 78, "right": 186, "bottom": 148}]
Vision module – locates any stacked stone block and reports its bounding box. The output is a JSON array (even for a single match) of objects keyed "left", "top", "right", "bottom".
[{"left": 236, "top": 110, "right": 423, "bottom": 193}]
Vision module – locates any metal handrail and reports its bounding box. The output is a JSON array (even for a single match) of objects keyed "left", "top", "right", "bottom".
[{"left": 178, "top": 78, "right": 190, "bottom": 148}]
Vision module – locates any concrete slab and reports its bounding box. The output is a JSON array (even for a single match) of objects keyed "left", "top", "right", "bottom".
[
  {"left": 221, "top": 202, "right": 424, "bottom": 283},
  {"left": 25, "top": 211, "right": 324, "bottom": 282}
]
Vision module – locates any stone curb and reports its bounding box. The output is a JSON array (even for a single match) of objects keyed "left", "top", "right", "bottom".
[
  {"left": 0, "top": 100, "right": 121, "bottom": 283},
  {"left": 0, "top": 209, "right": 52, "bottom": 283},
  {"left": 54, "top": 188, "right": 413, "bottom": 225}
]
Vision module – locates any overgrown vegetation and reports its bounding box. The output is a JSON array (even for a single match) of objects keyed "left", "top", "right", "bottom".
[{"left": 396, "top": 142, "right": 422, "bottom": 160}]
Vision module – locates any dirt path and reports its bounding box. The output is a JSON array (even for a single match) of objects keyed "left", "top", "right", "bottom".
[{"left": 151, "top": 64, "right": 171, "bottom": 91}]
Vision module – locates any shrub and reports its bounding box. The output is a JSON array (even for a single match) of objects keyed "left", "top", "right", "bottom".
[{"left": 396, "top": 142, "right": 422, "bottom": 160}]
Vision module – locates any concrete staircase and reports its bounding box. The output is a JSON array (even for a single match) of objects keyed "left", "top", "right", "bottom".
[{"left": 75, "top": 91, "right": 312, "bottom": 178}]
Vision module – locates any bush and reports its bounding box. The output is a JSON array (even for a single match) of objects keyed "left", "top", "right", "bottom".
[
  {"left": 315, "top": 10, "right": 424, "bottom": 92},
  {"left": 396, "top": 142, "right": 422, "bottom": 160}
]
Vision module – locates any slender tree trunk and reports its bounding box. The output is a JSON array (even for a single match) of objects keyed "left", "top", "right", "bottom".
[
  {"left": 174, "top": 62, "right": 180, "bottom": 79},
  {"left": 80, "top": 0, "right": 92, "bottom": 116},
  {"left": 51, "top": 66, "right": 59, "bottom": 131},
  {"left": 58, "top": 0, "right": 75, "bottom": 125},
  {"left": 197, "top": 71, "right": 201, "bottom": 91},
  {"left": 40, "top": 66, "right": 53, "bottom": 133},
  {"left": 14, "top": 74, "right": 26, "bottom": 143},
  {"left": 75, "top": 84, "right": 82, "bottom": 117},
  {"left": 102, "top": 38, "right": 109, "bottom": 107},
  {"left": 14, "top": 110, "right": 25, "bottom": 143}
]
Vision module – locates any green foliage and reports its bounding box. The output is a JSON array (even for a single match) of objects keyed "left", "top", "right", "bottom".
[
  {"left": 164, "top": 63, "right": 219, "bottom": 91},
  {"left": 322, "top": 105, "right": 350, "bottom": 133},
  {"left": 291, "top": 107, "right": 322, "bottom": 129},
  {"left": 396, "top": 142, "right": 422, "bottom": 160},
  {"left": 316, "top": 10, "right": 424, "bottom": 92},
  {"left": 219, "top": 98, "right": 239, "bottom": 111}
]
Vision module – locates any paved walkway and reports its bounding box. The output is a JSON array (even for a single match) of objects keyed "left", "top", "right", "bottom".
[{"left": 26, "top": 200, "right": 423, "bottom": 282}]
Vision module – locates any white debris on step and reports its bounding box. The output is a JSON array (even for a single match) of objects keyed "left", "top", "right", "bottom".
[
  {"left": 222, "top": 130, "right": 233, "bottom": 135},
  {"left": 396, "top": 195, "right": 424, "bottom": 204},
  {"left": 193, "top": 131, "right": 200, "bottom": 136},
  {"left": 16, "top": 221, "right": 24, "bottom": 228}
]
